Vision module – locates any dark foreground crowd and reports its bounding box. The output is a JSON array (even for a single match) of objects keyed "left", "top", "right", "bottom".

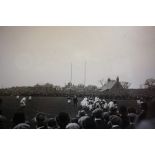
[{"left": 0, "top": 97, "right": 155, "bottom": 129}]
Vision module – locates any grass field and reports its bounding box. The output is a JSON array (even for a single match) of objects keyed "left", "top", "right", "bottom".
[{"left": 0, "top": 96, "right": 137, "bottom": 122}]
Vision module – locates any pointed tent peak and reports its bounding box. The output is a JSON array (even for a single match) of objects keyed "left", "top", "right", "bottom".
[
  {"left": 107, "top": 78, "right": 111, "bottom": 82},
  {"left": 116, "top": 76, "right": 119, "bottom": 82}
]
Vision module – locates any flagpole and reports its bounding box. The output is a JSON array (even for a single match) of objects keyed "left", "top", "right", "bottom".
[
  {"left": 84, "top": 61, "right": 86, "bottom": 86},
  {"left": 83, "top": 61, "right": 86, "bottom": 96},
  {"left": 70, "top": 62, "right": 72, "bottom": 97},
  {"left": 70, "top": 62, "right": 72, "bottom": 84}
]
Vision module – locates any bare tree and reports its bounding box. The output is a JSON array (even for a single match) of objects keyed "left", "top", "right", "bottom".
[
  {"left": 121, "top": 81, "right": 131, "bottom": 89},
  {"left": 145, "top": 78, "right": 155, "bottom": 89}
]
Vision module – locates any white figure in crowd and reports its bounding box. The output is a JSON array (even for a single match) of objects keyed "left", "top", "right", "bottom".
[
  {"left": 67, "top": 97, "right": 72, "bottom": 104},
  {"left": 103, "top": 100, "right": 109, "bottom": 109},
  {"left": 81, "top": 97, "right": 88, "bottom": 107},
  {"left": 108, "top": 101, "right": 115, "bottom": 109},
  {"left": 20, "top": 97, "right": 27, "bottom": 108},
  {"left": 28, "top": 96, "right": 32, "bottom": 101},
  {"left": 16, "top": 95, "right": 20, "bottom": 100}
]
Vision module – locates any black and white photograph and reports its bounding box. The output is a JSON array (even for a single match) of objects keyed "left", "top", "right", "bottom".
[
  {"left": 1, "top": 1, "right": 155, "bottom": 155},
  {"left": 0, "top": 26, "right": 155, "bottom": 129}
]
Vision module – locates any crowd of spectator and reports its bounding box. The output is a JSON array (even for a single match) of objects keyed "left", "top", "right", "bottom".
[{"left": 0, "top": 96, "right": 155, "bottom": 129}]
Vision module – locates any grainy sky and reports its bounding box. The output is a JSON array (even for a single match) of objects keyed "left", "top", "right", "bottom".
[{"left": 0, "top": 27, "right": 155, "bottom": 88}]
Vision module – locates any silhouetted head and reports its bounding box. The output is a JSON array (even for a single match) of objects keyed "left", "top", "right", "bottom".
[
  {"left": 110, "top": 115, "right": 121, "bottom": 126},
  {"left": 128, "top": 113, "right": 137, "bottom": 123},
  {"left": 113, "top": 100, "right": 117, "bottom": 105},
  {"left": 36, "top": 112, "right": 47, "bottom": 128},
  {"left": 13, "top": 123, "right": 30, "bottom": 129},
  {"left": 77, "top": 110, "right": 86, "bottom": 118},
  {"left": 102, "top": 112, "right": 110, "bottom": 122},
  {"left": 48, "top": 118, "right": 57, "bottom": 129},
  {"left": 119, "top": 106, "right": 128, "bottom": 116},
  {"left": 56, "top": 112, "right": 70, "bottom": 129},
  {"left": 128, "top": 107, "right": 136, "bottom": 114},
  {"left": 13, "top": 112, "right": 25, "bottom": 126},
  {"left": 92, "top": 108, "right": 103, "bottom": 119},
  {"left": 80, "top": 116, "right": 95, "bottom": 129},
  {"left": 71, "top": 118, "right": 78, "bottom": 124},
  {"left": 66, "top": 123, "right": 80, "bottom": 129},
  {"left": 109, "top": 107, "right": 118, "bottom": 115},
  {"left": 0, "top": 115, "right": 7, "bottom": 129}
]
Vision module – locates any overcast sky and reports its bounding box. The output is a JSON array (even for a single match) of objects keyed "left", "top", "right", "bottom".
[{"left": 0, "top": 27, "right": 155, "bottom": 88}]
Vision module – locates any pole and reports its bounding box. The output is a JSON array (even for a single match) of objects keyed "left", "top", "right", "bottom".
[
  {"left": 70, "top": 63, "right": 72, "bottom": 97},
  {"left": 83, "top": 61, "right": 86, "bottom": 97},
  {"left": 84, "top": 61, "right": 86, "bottom": 86},
  {"left": 70, "top": 62, "right": 72, "bottom": 84}
]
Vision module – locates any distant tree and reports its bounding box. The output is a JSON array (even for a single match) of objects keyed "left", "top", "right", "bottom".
[
  {"left": 121, "top": 82, "right": 131, "bottom": 89},
  {"left": 77, "top": 84, "right": 85, "bottom": 89},
  {"left": 144, "top": 78, "right": 155, "bottom": 89},
  {"left": 86, "top": 85, "right": 98, "bottom": 90}
]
